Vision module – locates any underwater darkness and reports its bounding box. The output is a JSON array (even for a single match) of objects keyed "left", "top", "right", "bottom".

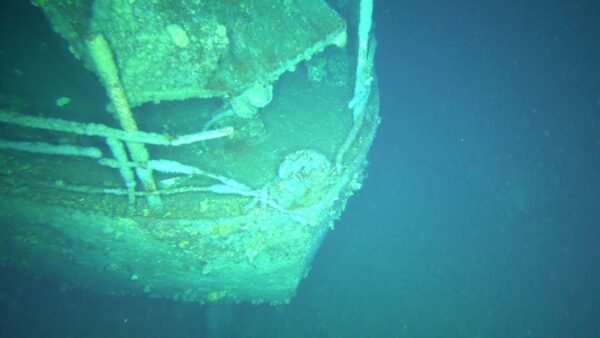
[{"left": 1, "top": 0, "right": 600, "bottom": 337}]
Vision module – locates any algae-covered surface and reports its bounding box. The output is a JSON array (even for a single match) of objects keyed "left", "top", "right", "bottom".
[
  {"left": 0, "top": 47, "right": 355, "bottom": 219},
  {"left": 0, "top": 0, "right": 381, "bottom": 304}
]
